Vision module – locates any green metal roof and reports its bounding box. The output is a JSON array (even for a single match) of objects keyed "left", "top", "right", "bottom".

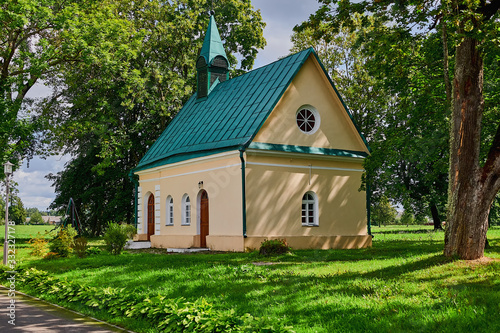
[
  {"left": 134, "top": 48, "right": 370, "bottom": 173},
  {"left": 198, "top": 15, "right": 228, "bottom": 65}
]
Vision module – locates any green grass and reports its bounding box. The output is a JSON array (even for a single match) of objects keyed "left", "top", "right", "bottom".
[{"left": 3, "top": 225, "right": 500, "bottom": 332}]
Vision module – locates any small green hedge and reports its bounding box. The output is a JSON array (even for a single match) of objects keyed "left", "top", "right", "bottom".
[{"left": 1, "top": 267, "right": 293, "bottom": 332}]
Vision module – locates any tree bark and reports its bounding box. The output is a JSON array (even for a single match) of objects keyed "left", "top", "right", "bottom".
[{"left": 444, "top": 35, "right": 489, "bottom": 259}]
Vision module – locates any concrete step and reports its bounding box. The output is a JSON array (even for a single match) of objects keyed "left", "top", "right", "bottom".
[
  {"left": 125, "top": 240, "right": 151, "bottom": 249},
  {"left": 166, "top": 248, "right": 210, "bottom": 253},
  {"left": 125, "top": 241, "right": 210, "bottom": 253}
]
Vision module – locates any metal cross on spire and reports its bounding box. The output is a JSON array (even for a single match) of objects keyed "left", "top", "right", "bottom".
[{"left": 209, "top": 0, "right": 215, "bottom": 16}]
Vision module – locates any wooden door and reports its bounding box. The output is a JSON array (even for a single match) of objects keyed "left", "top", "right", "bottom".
[
  {"left": 200, "top": 190, "right": 209, "bottom": 248},
  {"left": 147, "top": 194, "right": 155, "bottom": 241}
]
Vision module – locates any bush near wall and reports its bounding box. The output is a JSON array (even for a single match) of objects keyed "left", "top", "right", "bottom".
[{"left": 1, "top": 267, "right": 293, "bottom": 332}]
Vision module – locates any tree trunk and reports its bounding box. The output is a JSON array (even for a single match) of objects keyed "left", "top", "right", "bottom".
[
  {"left": 444, "top": 35, "right": 490, "bottom": 259},
  {"left": 430, "top": 204, "right": 442, "bottom": 230}
]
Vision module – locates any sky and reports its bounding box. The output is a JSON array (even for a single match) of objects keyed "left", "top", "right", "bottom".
[{"left": 10, "top": 0, "right": 321, "bottom": 211}]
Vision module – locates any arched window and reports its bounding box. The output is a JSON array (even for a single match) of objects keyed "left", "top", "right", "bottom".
[
  {"left": 166, "top": 196, "right": 174, "bottom": 225},
  {"left": 182, "top": 194, "right": 191, "bottom": 225},
  {"left": 302, "top": 192, "right": 318, "bottom": 226}
]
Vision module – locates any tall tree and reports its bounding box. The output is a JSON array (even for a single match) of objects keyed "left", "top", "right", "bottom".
[
  {"left": 44, "top": 0, "right": 266, "bottom": 235},
  {"left": 445, "top": 0, "right": 500, "bottom": 259},
  {"left": 0, "top": 0, "right": 135, "bottom": 173},
  {"left": 304, "top": 0, "right": 500, "bottom": 259},
  {"left": 8, "top": 195, "right": 26, "bottom": 225}
]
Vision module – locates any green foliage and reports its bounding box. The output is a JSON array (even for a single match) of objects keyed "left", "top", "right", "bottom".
[
  {"left": 0, "top": 197, "right": 4, "bottom": 224},
  {"left": 44, "top": 0, "right": 266, "bottom": 236},
  {"left": 4, "top": 226, "right": 500, "bottom": 332},
  {"left": 0, "top": 267, "right": 293, "bottom": 333},
  {"left": 399, "top": 210, "right": 416, "bottom": 226},
  {"left": 74, "top": 236, "right": 88, "bottom": 258},
  {"left": 86, "top": 247, "right": 102, "bottom": 256},
  {"left": 29, "top": 211, "right": 44, "bottom": 224},
  {"left": 0, "top": 0, "right": 136, "bottom": 171},
  {"left": 43, "top": 252, "right": 60, "bottom": 260},
  {"left": 8, "top": 195, "right": 27, "bottom": 225},
  {"left": 26, "top": 207, "right": 39, "bottom": 217},
  {"left": 27, "top": 232, "right": 49, "bottom": 257},
  {"left": 489, "top": 194, "right": 500, "bottom": 226},
  {"left": 48, "top": 226, "right": 77, "bottom": 257},
  {"left": 103, "top": 223, "right": 134, "bottom": 255},
  {"left": 372, "top": 196, "right": 398, "bottom": 226},
  {"left": 259, "top": 239, "right": 291, "bottom": 256}
]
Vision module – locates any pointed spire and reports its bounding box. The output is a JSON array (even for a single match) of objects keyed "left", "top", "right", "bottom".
[
  {"left": 199, "top": 15, "right": 228, "bottom": 66},
  {"left": 196, "top": 13, "right": 229, "bottom": 99}
]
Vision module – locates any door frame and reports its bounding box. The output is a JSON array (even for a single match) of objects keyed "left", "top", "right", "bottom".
[
  {"left": 198, "top": 190, "right": 209, "bottom": 248},
  {"left": 147, "top": 193, "right": 155, "bottom": 241}
]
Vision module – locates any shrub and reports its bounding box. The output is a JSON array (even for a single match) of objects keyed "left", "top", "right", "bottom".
[
  {"left": 74, "top": 236, "right": 88, "bottom": 258},
  {"left": 103, "top": 223, "right": 135, "bottom": 255},
  {"left": 259, "top": 239, "right": 291, "bottom": 256},
  {"left": 43, "top": 252, "right": 60, "bottom": 260},
  {"left": 48, "top": 226, "right": 77, "bottom": 257},
  {"left": 86, "top": 247, "right": 102, "bottom": 256},
  {"left": 28, "top": 232, "right": 49, "bottom": 257}
]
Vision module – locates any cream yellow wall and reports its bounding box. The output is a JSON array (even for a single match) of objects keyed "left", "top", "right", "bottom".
[
  {"left": 245, "top": 153, "right": 368, "bottom": 239},
  {"left": 252, "top": 55, "right": 369, "bottom": 153},
  {"left": 136, "top": 152, "right": 243, "bottom": 247}
]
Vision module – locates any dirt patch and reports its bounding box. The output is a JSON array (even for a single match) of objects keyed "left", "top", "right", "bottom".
[{"left": 456, "top": 256, "right": 500, "bottom": 267}]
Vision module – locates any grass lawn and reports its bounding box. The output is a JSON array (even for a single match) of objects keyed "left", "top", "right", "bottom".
[{"left": 2, "top": 225, "right": 500, "bottom": 332}]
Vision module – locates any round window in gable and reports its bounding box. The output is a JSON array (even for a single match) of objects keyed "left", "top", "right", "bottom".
[{"left": 296, "top": 106, "right": 320, "bottom": 134}]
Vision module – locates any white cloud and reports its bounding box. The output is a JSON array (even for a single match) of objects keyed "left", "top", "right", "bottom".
[
  {"left": 252, "top": 0, "right": 320, "bottom": 67},
  {"left": 13, "top": 155, "right": 71, "bottom": 211}
]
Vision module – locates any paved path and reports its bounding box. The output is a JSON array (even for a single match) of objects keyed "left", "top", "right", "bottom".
[{"left": 0, "top": 286, "right": 132, "bottom": 332}]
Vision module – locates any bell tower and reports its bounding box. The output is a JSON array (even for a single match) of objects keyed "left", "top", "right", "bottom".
[{"left": 196, "top": 14, "right": 229, "bottom": 98}]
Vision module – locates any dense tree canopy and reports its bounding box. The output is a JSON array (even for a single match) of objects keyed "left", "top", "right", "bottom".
[
  {"left": 43, "top": 0, "right": 266, "bottom": 235},
  {"left": 0, "top": 0, "right": 136, "bottom": 175}
]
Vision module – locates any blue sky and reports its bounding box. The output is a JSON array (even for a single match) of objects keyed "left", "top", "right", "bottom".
[{"left": 12, "top": 0, "right": 321, "bottom": 211}]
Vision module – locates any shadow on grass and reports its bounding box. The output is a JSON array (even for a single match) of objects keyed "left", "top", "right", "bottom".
[
  {"left": 18, "top": 236, "right": 500, "bottom": 333},
  {"left": 373, "top": 228, "right": 445, "bottom": 235}
]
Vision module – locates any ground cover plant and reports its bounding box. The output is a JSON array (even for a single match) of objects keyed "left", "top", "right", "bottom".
[{"left": 2, "top": 225, "right": 500, "bottom": 332}]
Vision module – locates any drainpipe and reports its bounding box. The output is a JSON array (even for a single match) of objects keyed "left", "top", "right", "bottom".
[
  {"left": 366, "top": 180, "right": 372, "bottom": 237},
  {"left": 239, "top": 149, "right": 247, "bottom": 238},
  {"left": 129, "top": 171, "right": 139, "bottom": 229}
]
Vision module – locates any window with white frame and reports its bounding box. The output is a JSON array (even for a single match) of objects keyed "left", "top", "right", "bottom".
[
  {"left": 301, "top": 191, "right": 318, "bottom": 226},
  {"left": 166, "top": 196, "right": 174, "bottom": 225},
  {"left": 182, "top": 194, "right": 191, "bottom": 225},
  {"left": 296, "top": 105, "right": 320, "bottom": 134}
]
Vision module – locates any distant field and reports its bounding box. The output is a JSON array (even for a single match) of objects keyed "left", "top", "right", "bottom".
[
  {"left": 2, "top": 225, "right": 498, "bottom": 333},
  {"left": 12, "top": 224, "right": 56, "bottom": 239}
]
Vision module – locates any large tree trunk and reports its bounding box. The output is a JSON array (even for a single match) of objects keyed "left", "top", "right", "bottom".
[
  {"left": 444, "top": 33, "right": 500, "bottom": 259},
  {"left": 430, "top": 204, "right": 442, "bottom": 230}
]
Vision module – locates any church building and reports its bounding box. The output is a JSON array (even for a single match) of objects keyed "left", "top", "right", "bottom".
[{"left": 131, "top": 15, "right": 372, "bottom": 251}]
